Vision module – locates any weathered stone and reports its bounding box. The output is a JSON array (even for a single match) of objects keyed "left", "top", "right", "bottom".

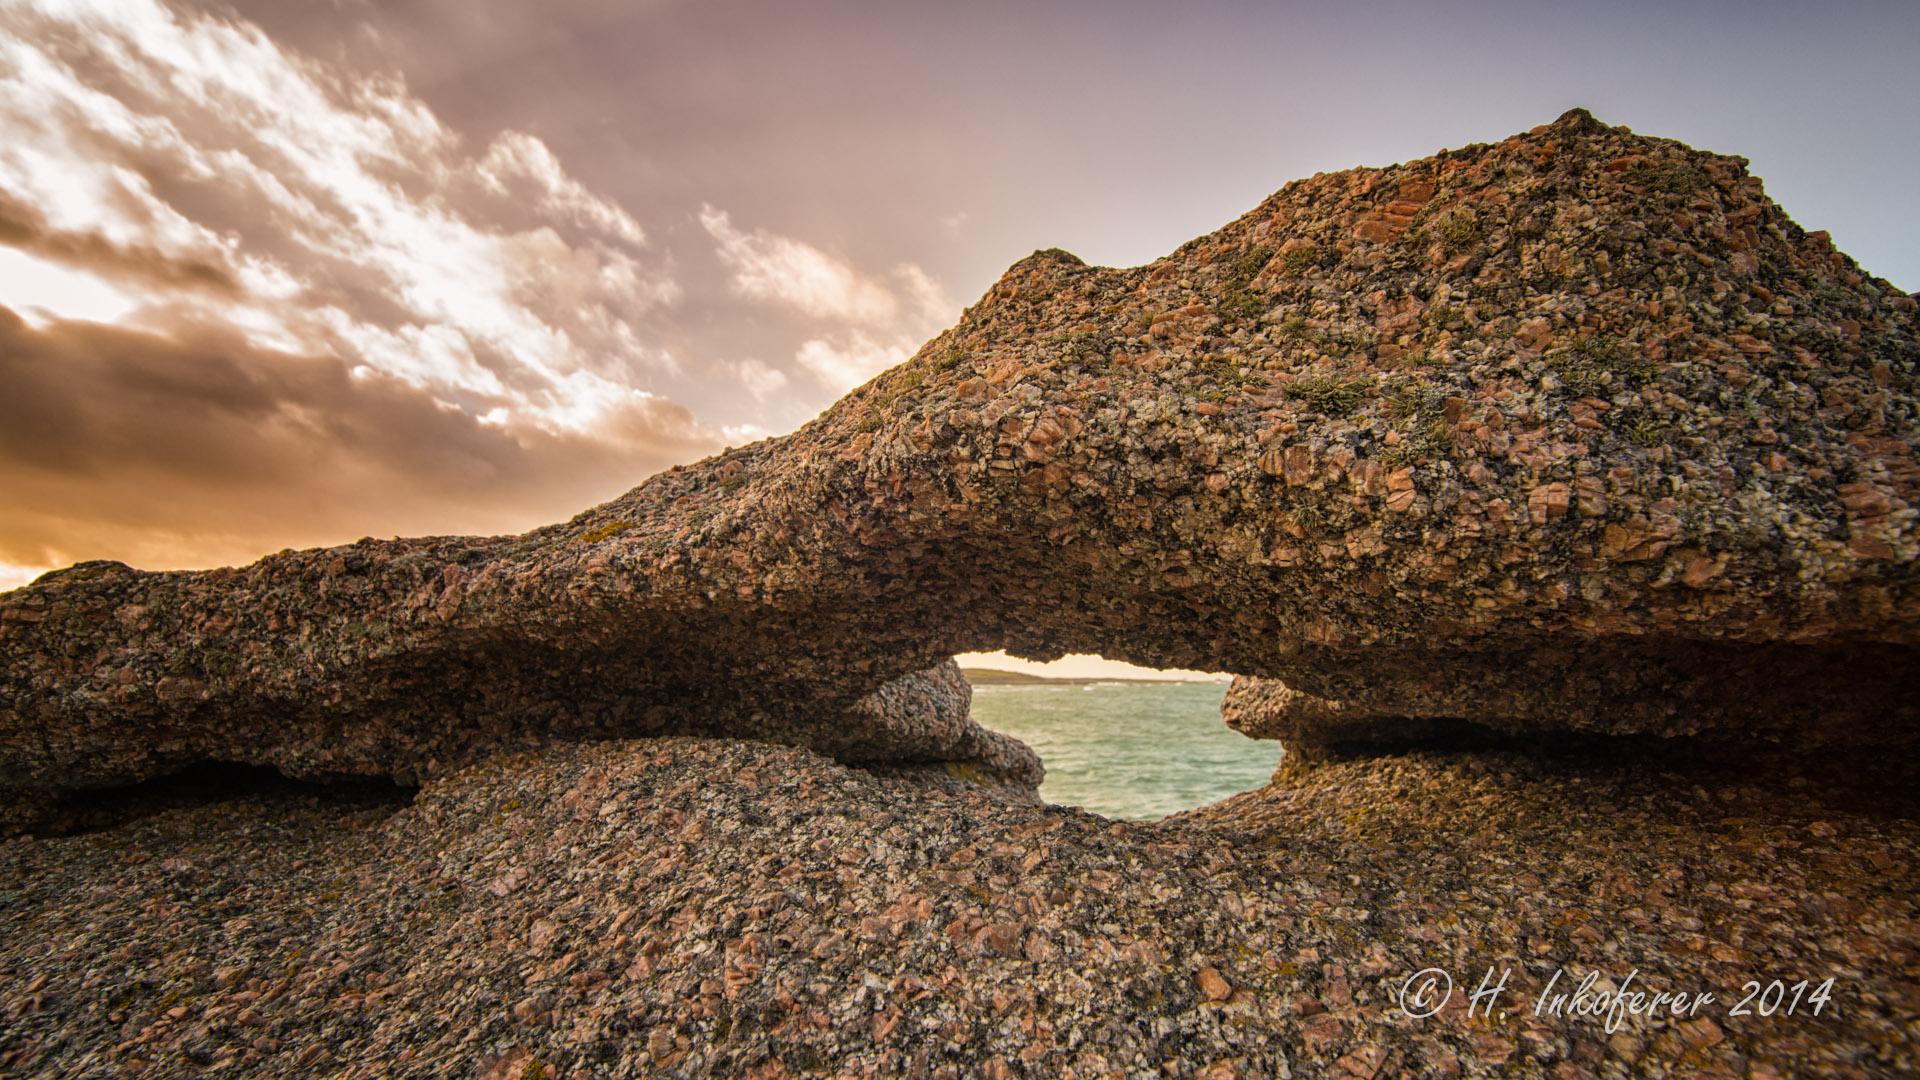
[
  {"left": 815, "top": 659, "right": 1042, "bottom": 798},
  {"left": 1195, "top": 966, "right": 1233, "bottom": 1002},
  {"left": 5, "top": 108, "right": 1919, "bottom": 794},
  {"left": 1515, "top": 316, "right": 1554, "bottom": 350},
  {"left": 8, "top": 738, "right": 1913, "bottom": 1077}
]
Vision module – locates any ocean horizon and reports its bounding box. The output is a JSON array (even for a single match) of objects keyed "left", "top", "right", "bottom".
[{"left": 965, "top": 678, "right": 1281, "bottom": 820}]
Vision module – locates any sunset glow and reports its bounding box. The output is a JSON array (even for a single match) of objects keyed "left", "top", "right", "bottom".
[{"left": 0, "top": 247, "right": 139, "bottom": 325}]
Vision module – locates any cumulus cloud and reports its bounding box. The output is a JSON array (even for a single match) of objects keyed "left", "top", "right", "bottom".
[
  {"left": 479, "top": 131, "right": 649, "bottom": 248},
  {"left": 0, "top": 0, "right": 684, "bottom": 435},
  {"left": 700, "top": 205, "right": 900, "bottom": 324},
  {"left": 0, "top": 0, "right": 727, "bottom": 575},
  {"left": 0, "top": 0, "right": 972, "bottom": 579},
  {"left": 794, "top": 334, "right": 915, "bottom": 391},
  {"left": 728, "top": 357, "right": 791, "bottom": 401},
  {"left": 0, "top": 189, "right": 243, "bottom": 298}
]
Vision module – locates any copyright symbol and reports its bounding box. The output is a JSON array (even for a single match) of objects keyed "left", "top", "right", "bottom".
[{"left": 1399, "top": 968, "right": 1453, "bottom": 1019}]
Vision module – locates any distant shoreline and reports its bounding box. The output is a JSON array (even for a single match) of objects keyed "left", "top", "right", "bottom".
[{"left": 960, "top": 667, "right": 1229, "bottom": 687}]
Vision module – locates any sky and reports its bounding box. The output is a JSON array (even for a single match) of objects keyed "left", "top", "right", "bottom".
[{"left": 2, "top": 0, "right": 1916, "bottom": 675}]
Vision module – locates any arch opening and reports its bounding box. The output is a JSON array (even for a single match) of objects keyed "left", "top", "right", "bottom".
[{"left": 955, "top": 652, "right": 1275, "bottom": 820}]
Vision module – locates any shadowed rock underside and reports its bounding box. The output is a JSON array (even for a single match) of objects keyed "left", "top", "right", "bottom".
[{"left": 3, "top": 108, "right": 1918, "bottom": 795}]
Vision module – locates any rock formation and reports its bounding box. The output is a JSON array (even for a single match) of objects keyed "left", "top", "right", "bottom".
[
  {"left": 2, "top": 738, "right": 1913, "bottom": 1078},
  {"left": 5, "top": 108, "right": 1920, "bottom": 1079},
  {"left": 5, "top": 108, "right": 1918, "bottom": 795},
  {"left": 815, "top": 659, "right": 1043, "bottom": 799}
]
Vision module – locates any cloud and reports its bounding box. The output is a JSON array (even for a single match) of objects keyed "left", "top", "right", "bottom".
[
  {"left": 0, "top": 188, "right": 243, "bottom": 297},
  {"left": 794, "top": 333, "right": 914, "bottom": 391},
  {"left": 0, "top": 0, "right": 971, "bottom": 579},
  {"left": 699, "top": 204, "right": 959, "bottom": 396},
  {"left": 699, "top": 204, "right": 901, "bottom": 324},
  {"left": 0, "top": 0, "right": 682, "bottom": 436},
  {"left": 0, "top": 245, "right": 141, "bottom": 325},
  {"left": 728, "top": 357, "right": 791, "bottom": 401},
  {"left": 0, "top": 0, "right": 730, "bottom": 576},
  {"left": 892, "top": 261, "right": 955, "bottom": 326},
  {"left": 0, "top": 303, "right": 711, "bottom": 575},
  {"left": 479, "top": 131, "right": 649, "bottom": 248},
  {"left": 0, "top": 562, "right": 42, "bottom": 593}
]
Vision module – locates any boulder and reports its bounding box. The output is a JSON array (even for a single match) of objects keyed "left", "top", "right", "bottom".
[
  {"left": 5, "top": 108, "right": 1919, "bottom": 792},
  {"left": 822, "top": 658, "right": 1044, "bottom": 798}
]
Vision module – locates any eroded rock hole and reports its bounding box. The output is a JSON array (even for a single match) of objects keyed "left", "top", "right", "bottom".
[{"left": 957, "top": 654, "right": 1276, "bottom": 819}]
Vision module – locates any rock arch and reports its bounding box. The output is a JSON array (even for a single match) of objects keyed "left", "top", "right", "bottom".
[{"left": 5, "top": 110, "right": 1918, "bottom": 803}]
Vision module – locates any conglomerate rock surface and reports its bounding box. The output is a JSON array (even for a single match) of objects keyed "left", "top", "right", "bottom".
[
  {"left": 5, "top": 108, "right": 1919, "bottom": 792},
  {"left": 1, "top": 738, "right": 1913, "bottom": 1079}
]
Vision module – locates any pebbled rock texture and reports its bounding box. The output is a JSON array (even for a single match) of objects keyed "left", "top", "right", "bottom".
[
  {"left": 1, "top": 738, "right": 1913, "bottom": 1078},
  {"left": 4, "top": 108, "right": 1919, "bottom": 792},
  {"left": 817, "top": 659, "right": 1043, "bottom": 800}
]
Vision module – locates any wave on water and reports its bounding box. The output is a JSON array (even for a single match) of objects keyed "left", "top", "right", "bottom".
[{"left": 966, "top": 681, "right": 1280, "bottom": 820}]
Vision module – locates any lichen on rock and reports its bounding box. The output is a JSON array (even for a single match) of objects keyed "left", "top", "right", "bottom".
[
  {"left": 3, "top": 107, "right": 1919, "bottom": 1079},
  {"left": 4, "top": 107, "right": 1918, "bottom": 799}
]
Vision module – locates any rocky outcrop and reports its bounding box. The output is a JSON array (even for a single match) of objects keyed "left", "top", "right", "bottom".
[
  {"left": 2, "top": 738, "right": 1913, "bottom": 1077},
  {"left": 817, "top": 659, "right": 1043, "bottom": 799},
  {"left": 5, "top": 108, "right": 1919, "bottom": 794}
]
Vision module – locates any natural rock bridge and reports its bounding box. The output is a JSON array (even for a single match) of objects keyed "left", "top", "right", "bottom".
[
  {"left": 4, "top": 110, "right": 1917, "bottom": 806},
  {"left": 7, "top": 111, "right": 1920, "bottom": 1080}
]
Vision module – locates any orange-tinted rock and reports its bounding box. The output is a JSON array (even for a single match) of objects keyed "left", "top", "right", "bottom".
[
  {"left": 1515, "top": 316, "right": 1555, "bottom": 351},
  {"left": 4, "top": 109, "right": 1918, "bottom": 795},
  {"left": 1354, "top": 218, "right": 1395, "bottom": 243},
  {"left": 1195, "top": 967, "right": 1233, "bottom": 1002}
]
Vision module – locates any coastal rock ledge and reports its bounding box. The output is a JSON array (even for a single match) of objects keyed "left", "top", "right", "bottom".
[
  {"left": 2, "top": 110, "right": 1919, "bottom": 1077},
  {"left": 1, "top": 740, "right": 1914, "bottom": 1078},
  {"left": 4, "top": 109, "right": 1917, "bottom": 794}
]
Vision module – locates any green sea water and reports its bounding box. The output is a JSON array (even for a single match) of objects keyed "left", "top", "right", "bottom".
[{"left": 967, "top": 681, "right": 1282, "bottom": 820}]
